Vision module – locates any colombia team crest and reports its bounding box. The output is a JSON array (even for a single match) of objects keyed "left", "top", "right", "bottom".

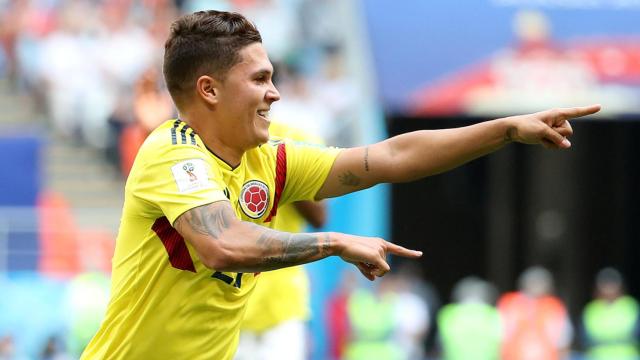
[{"left": 239, "top": 180, "right": 270, "bottom": 219}]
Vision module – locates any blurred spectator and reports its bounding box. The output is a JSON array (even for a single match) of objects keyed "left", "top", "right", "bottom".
[
  {"left": 271, "top": 61, "right": 333, "bottom": 143},
  {"left": 0, "top": 273, "right": 68, "bottom": 359},
  {"left": 395, "top": 262, "right": 441, "bottom": 355},
  {"left": 0, "top": 334, "right": 28, "bottom": 360},
  {"left": 299, "top": 0, "right": 342, "bottom": 52},
  {"left": 64, "top": 272, "right": 110, "bottom": 358},
  {"left": 5, "top": 0, "right": 359, "bottom": 155},
  {"left": 240, "top": 0, "right": 300, "bottom": 64},
  {"left": 8, "top": 0, "right": 166, "bottom": 151},
  {"left": 326, "top": 269, "right": 357, "bottom": 360},
  {"left": 12, "top": 0, "right": 56, "bottom": 114},
  {"left": 437, "top": 276, "right": 502, "bottom": 360},
  {"left": 40, "top": 336, "right": 71, "bottom": 360},
  {"left": 390, "top": 264, "right": 431, "bottom": 360},
  {"left": 582, "top": 267, "right": 640, "bottom": 360},
  {"left": 498, "top": 266, "right": 573, "bottom": 360},
  {"left": 344, "top": 276, "right": 403, "bottom": 360},
  {"left": 0, "top": 335, "right": 16, "bottom": 360},
  {"left": 117, "top": 66, "right": 174, "bottom": 176},
  {"left": 270, "top": 46, "right": 359, "bottom": 147},
  {"left": 36, "top": 1, "right": 119, "bottom": 147},
  {"left": 0, "top": 0, "right": 21, "bottom": 84},
  {"left": 313, "top": 45, "right": 358, "bottom": 147},
  {"left": 38, "top": 0, "right": 112, "bottom": 147}
]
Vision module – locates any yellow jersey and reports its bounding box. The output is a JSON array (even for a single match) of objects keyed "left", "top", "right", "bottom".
[
  {"left": 240, "top": 122, "right": 323, "bottom": 333},
  {"left": 81, "top": 119, "right": 340, "bottom": 360}
]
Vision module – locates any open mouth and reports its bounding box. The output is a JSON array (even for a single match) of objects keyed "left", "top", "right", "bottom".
[{"left": 257, "top": 109, "right": 270, "bottom": 122}]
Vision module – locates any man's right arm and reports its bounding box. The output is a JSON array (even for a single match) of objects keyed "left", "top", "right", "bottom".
[{"left": 173, "top": 200, "right": 421, "bottom": 280}]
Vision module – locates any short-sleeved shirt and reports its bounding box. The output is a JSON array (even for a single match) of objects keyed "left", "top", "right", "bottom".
[{"left": 81, "top": 119, "right": 340, "bottom": 360}]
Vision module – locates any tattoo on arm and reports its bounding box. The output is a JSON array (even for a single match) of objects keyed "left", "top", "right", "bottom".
[
  {"left": 177, "top": 202, "right": 333, "bottom": 271},
  {"left": 178, "top": 203, "right": 234, "bottom": 239},
  {"left": 338, "top": 171, "right": 361, "bottom": 187},
  {"left": 364, "top": 146, "right": 370, "bottom": 172},
  {"left": 253, "top": 226, "right": 332, "bottom": 270},
  {"left": 322, "top": 233, "right": 331, "bottom": 255}
]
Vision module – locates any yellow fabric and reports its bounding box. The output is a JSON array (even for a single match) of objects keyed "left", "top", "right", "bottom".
[
  {"left": 240, "top": 122, "right": 323, "bottom": 332},
  {"left": 81, "top": 119, "right": 340, "bottom": 360}
]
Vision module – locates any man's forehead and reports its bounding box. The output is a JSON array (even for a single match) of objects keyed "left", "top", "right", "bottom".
[{"left": 235, "top": 43, "right": 273, "bottom": 73}]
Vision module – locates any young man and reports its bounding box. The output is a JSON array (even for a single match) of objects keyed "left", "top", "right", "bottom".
[{"left": 81, "top": 10, "right": 600, "bottom": 360}]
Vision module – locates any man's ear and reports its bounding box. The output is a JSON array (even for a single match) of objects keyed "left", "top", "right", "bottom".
[{"left": 196, "top": 75, "right": 219, "bottom": 106}]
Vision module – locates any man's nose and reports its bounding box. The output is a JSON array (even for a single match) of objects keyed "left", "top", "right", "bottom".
[{"left": 266, "top": 83, "right": 280, "bottom": 103}]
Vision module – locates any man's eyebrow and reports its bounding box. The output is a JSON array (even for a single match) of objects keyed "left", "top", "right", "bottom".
[{"left": 252, "top": 69, "right": 273, "bottom": 77}]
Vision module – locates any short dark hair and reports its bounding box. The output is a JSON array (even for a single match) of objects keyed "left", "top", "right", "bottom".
[{"left": 163, "top": 10, "right": 262, "bottom": 104}]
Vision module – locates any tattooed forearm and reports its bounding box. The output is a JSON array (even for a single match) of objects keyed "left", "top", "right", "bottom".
[
  {"left": 175, "top": 202, "right": 335, "bottom": 272},
  {"left": 338, "top": 171, "right": 361, "bottom": 187},
  {"left": 177, "top": 203, "right": 234, "bottom": 239},
  {"left": 364, "top": 146, "right": 370, "bottom": 171},
  {"left": 258, "top": 231, "right": 318, "bottom": 269},
  {"left": 253, "top": 227, "right": 332, "bottom": 270},
  {"left": 322, "top": 233, "right": 331, "bottom": 256}
]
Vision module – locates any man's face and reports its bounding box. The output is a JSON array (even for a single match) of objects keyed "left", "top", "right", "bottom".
[{"left": 215, "top": 43, "right": 280, "bottom": 150}]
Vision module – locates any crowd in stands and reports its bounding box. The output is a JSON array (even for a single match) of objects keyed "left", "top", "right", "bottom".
[{"left": 0, "top": 0, "right": 359, "bottom": 177}]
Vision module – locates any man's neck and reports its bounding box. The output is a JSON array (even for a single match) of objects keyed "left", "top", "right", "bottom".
[{"left": 180, "top": 114, "right": 244, "bottom": 168}]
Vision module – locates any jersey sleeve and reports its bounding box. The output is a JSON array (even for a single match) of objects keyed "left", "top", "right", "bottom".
[
  {"left": 131, "top": 144, "right": 228, "bottom": 224},
  {"left": 280, "top": 140, "right": 341, "bottom": 204}
]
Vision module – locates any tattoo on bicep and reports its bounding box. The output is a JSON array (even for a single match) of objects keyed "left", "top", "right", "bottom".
[
  {"left": 180, "top": 203, "right": 234, "bottom": 239},
  {"left": 364, "top": 146, "right": 370, "bottom": 172},
  {"left": 338, "top": 171, "right": 361, "bottom": 187}
]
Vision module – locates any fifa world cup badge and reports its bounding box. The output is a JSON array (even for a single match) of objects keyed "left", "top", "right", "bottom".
[{"left": 171, "top": 159, "right": 212, "bottom": 193}]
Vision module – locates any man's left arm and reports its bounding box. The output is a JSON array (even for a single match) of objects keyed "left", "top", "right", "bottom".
[
  {"left": 293, "top": 201, "right": 326, "bottom": 229},
  {"left": 316, "top": 105, "right": 600, "bottom": 199}
]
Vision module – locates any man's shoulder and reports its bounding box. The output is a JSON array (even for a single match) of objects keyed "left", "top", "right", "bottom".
[
  {"left": 139, "top": 119, "right": 204, "bottom": 159},
  {"left": 145, "top": 119, "right": 199, "bottom": 147},
  {"left": 126, "top": 120, "right": 211, "bottom": 187}
]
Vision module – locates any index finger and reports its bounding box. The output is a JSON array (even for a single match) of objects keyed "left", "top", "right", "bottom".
[
  {"left": 558, "top": 104, "right": 601, "bottom": 119},
  {"left": 384, "top": 241, "right": 423, "bottom": 258}
]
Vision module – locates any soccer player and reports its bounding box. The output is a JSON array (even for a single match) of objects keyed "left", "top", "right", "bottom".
[
  {"left": 81, "top": 10, "right": 600, "bottom": 360},
  {"left": 234, "top": 122, "right": 326, "bottom": 360}
]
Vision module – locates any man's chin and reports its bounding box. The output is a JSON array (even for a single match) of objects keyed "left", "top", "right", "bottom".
[
  {"left": 251, "top": 133, "right": 270, "bottom": 148},
  {"left": 259, "top": 128, "right": 270, "bottom": 142}
]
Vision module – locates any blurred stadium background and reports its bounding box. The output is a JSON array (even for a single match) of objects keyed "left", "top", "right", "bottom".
[{"left": 1, "top": 0, "right": 639, "bottom": 359}]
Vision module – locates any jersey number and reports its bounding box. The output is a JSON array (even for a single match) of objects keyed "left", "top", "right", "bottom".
[
  {"left": 153, "top": 217, "right": 245, "bottom": 288},
  {"left": 212, "top": 271, "right": 244, "bottom": 288}
]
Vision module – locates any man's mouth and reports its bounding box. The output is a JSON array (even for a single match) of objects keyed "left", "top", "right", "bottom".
[{"left": 257, "top": 109, "right": 270, "bottom": 121}]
